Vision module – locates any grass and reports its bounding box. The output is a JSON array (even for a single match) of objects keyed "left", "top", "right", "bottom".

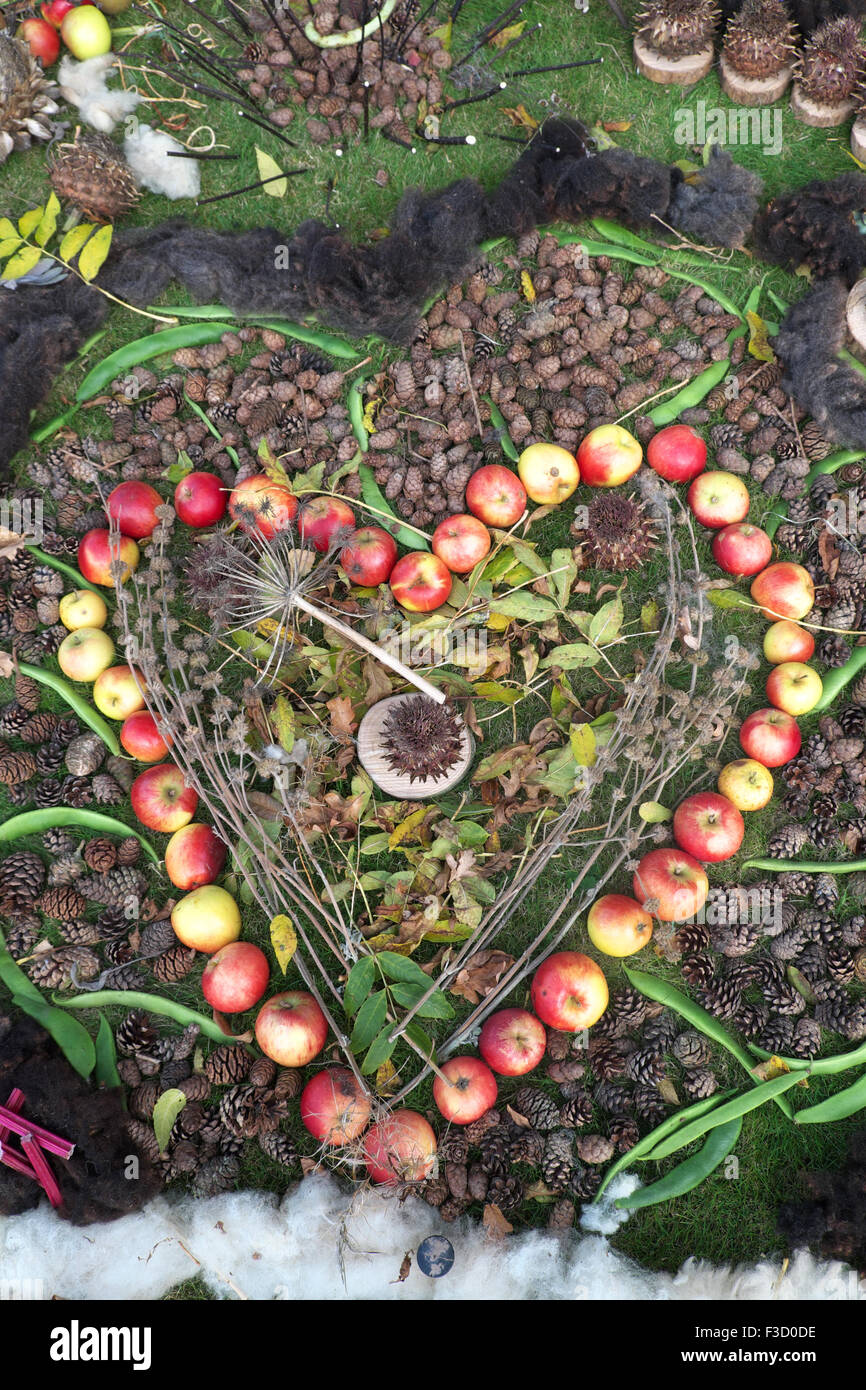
[{"left": 1, "top": 0, "right": 864, "bottom": 1289}]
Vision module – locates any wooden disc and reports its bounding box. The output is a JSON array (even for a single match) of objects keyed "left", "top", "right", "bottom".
[
  {"left": 790, "top": 82, "right": 856, "bottom": 127},
  {"left": 356, "top": 694, "right": 474, "bottom": 801},
  {"left": 846, "top": 279, "right": 866, "bottom": 354},
  {"left": 852, "top": 116, "right": 866, "bottom": 164},
  {"left": 719, "top": 55, "right": 794, "bottom": 106},
  {"left": 633, "top": 35, "right": 714, "bottom": 86}
]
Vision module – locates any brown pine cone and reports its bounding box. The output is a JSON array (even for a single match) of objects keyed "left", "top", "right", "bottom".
[
  {"left": 0, "top": 749, "right": 37, "bottom": 785},
  {"left": 117, "top": 838, "right": 141, "bottom": 866},
  {"left": 576, "top": 1133, "right": 615, "bottom": 1165},
  {"left": 26, "top": 945, "right": 100, "bottom": 989},
  {"left": 14, "top": 672, "right": 41, "bottom": 712},
  {"left": 464, "top": 1110, "right": 502, "bottom": 1145},
  {"left": 83, "top": 838, "right": 118, "bottom": 873},
  {"left": 129, "top": 1079, "right": 161, "bottom": 1121},
  {"left": 36, "top": 884, "right": 88, "bottom": 921},
  {"left": 248, "top": 1056, "right": 277, "bottom": 1088},
  {"left": 152, "top": 944, "right": 198, "bottom": 984},
  {"left": 274, "top": 1068, "right": 304, "bottom": 1100},
  {"left": 203, "top": 1044, "right": 249, "bottom": 1086}
]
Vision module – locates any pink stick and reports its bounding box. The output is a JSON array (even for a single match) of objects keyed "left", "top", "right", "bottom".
[
  {"left": 21, "top": 1134, "right": 63, "bottom": 1209},
  {"left": 0, "top": 1139, "right": 38, "bottom": 1181},
  {"left": 0, "top": 1089, "right": 25, "bottom": 1145},
  {"left": 0, "top": 1107, "right": 74, "bottom": 1159}
]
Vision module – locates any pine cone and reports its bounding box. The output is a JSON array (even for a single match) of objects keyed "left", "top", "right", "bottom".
[
  {"left": 0, "top": 748, "right": 36, "bottom": 785},
  {"left": 59, "top": 917, "right": 101, "bottom": 946},
  {"left": 594, "top": 1080, "right": 633, "bottom": 1116},
  {"left": 274, "top": 1068, "right": 304, "bottom": 1100},
  {"left": 91, "top": 773, "right": 124, "bottom": 805},
  {"left": 464, "top": 1110, "right": 502, "bottom": 1145},
  {"left": 36, "top": 884, "right": 87, "bottom": 921},
  {"left": 258, "top": 1130, "right": 297, "bottom": 1167},
  {"left": 790, "top": 1017, "right": 822, "bottom": 1058},
  {"left": 129, "top": 1079, "right": 161, "bottom": 1121},
  {"left": 625, "top": 1046, "right": 666, "bottom": 1085},
  {"left": 558, "top": 1087, "right": 594, "bottom": 1128},
  {"left": 588, "top": 1036, "right": 632, "bottom": 1081},
  {"left": 248, "top": 1056, "right": 277, "bottom": 1088},
  {"left": 4, "top": 913, "right": 40, "bottom": 956},
  {"left": 575, "top": 1133, "right": 614, "bottom": 1165},
  {"left": 633, "top": 1084, "right": 668, "bottom": 1124},
  {"left": 64, "top": 733, "right": 105, "bottom": 777},
  {"left": 682, "top": 1067, "right": 717, "bottom": 1100},
  {"left": 478, "top": 1126, "right": 511, "bottom": 1177},
  {"left": 768, "top": 823, "right": 809, "bottom": 858},
  {"left": 116, "top": 1009, "right": 159, "bottom": 1056},
  {"left": 83, "top": 838, "right": 117, "bottom": 873},
  {"left": 160, "top": 1057, "right": 191, "bottom": 1090},
  {"left": 541, "top": 1129, "right": 575, "bottom": 1193},
  {"left": 696, "top": 979, "right": 742, "bottom": 1022},
  {"left": 609, "top": 1115, "right": 640, "bottom": 1153},
  {"left": 680, "top": 953, "right": 715, "bottom": 989},
  {"left": 125, "top": 1116, "right": 160, "bottom": 1163},
  {"left": 0, "top": 850, "right": 46, "bottom": 909},
  {"left": 672, "top": 1030, "right": 712, "bottom": 1068},
  {"left": 195, "top": 1154, "right": 240, "bottom": 1196},
  {"left": 511, "top": 1085, "right": 561, "bottom": 1130},
  {"left": 203, "top": 1044, "right": 249, "bottom": 1086},
  {"left": 813, "top": 873, "right": 840, "bottom": 911},
  {"left": 609, "top": 986, "right": 648, "bottom": 1028},
  {"left": 80, "top": 865, "right": 146, "bottom": 909},
  {"left": 759, "top": 1016, "right": 795, "bottom": 1054},
  {"left": 41, "top": 828, "right": 76, "bottom": 857},
  {"left": 152, "top": 944, "right": 198, "bottom": 984},
  {"left": 117, "top": 837, "right": 142, "bottom": 866},
  {"left": 27, "top": 944, "right": 99, "bottom": 989}
]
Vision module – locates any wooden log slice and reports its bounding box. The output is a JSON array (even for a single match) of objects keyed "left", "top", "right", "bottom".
[{"left": 633, "top": 35, "right": 714, "bottom": 86}]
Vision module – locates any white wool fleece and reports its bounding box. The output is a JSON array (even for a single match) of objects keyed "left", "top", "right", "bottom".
[{"left": 123, "top": 124, "right": 201, "bottom": 201}]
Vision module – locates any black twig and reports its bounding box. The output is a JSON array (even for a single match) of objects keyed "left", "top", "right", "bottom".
[
  {"left": 503, "top": 56, "right": 603, "bottom": 78},
  {"left": 166, "top": 149, "right": 240, "bottom": 159},
  {"left": 196, "top": 167, "right": 309, "bottom": 205}
]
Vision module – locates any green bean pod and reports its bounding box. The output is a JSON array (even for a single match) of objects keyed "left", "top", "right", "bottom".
[
  {"left": 743, "top": 856, "right": 866, "bottom": 876},
  {"left": 17, "top": 661, "right": 120, "bottom": 754},
  {"left": 643, "top": 1070, "right": 804, "bottom": 1162},
  {"left": 0, "top": 926, "right": 43, "bottom": 1003},
  {"left": 765, "top": 450, "right": 866, "bottom": 539},
  {"left": 349, "top": 376, "right": 369, "bottom": 453},
  {"left": 590, "top": 218, "right": 661, "bottom": 254},
  {"left": 359, "top": 463, "right": 430, "bottom": 549},
  {"left": 649, "top": 358, "right": 733, "bottom": 427},
  {"left": 749, "top": 1036, "right": 866, "bottom": 1076},
  {"left": 614, "top": 1116, "right": 743, "bottom": 1211},
  {"left": 94, "top": 1013, "right": 122, "bottom": 1090},
  {"left": 57, "top": 990, "right": 248, "bottom": 1044},
  {"left": 483, "top": 395, "right": 520, "bottom": 463},
  {"left": 553, "top": 233, "right": 659, "bottom": 266},
  {"left": 593, "top": 1088, "right": 733, "bottom": 1201},
  {"left": 0, "top": 807, "right": 161, "bottom": 865},
  {"left": 76, "top": 323, "right": 238, "bottom": 404},
  {"left": 24, "top": 546, "right": 100, "bottom": 595},
  {"left": 183, "top": 396, "right": 240, "bottom": 469},
  {"left": 242, "top": 318, "right": 358, "bottom": 360},
  {"left": 814, "top": 647, "right": 866, "bottom": 711},
  {"left": 793, "top": 1069, "right": 866, "bottom": 1124},
  {"left": 624, "top": 965, "right": 794, "bottom": 1118},
  {"left": 304, "top": 0, "right": 396, "bottom": 44}
]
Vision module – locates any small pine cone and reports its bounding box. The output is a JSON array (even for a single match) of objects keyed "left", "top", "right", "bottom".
[
  {"left": 588, "top": 1036, "right": 631, "bottom": 1081},
  {"left": 160, "top": 1057, "right": 192, "bottom": 1090},
  {"left": 558, "top": 1088, "right": 593, "bottom": 1128},
  {"left": 248, "top": 1056, "right": 277, "bottom": 1088},
  {"left": 675, "top": 922, "right": 711, "bottom": 955},
  {"left": 4, "top": 914, "right": 40, "bottom": 956},
  {"left": 467, "top": 1161, "right": 489, "bottom": 1202},
  {"left": 258, "top": 1130, "right": 297, "bottom": 1167},
  {"left": 697, "top": 980, "right": 741, "bottom": 1022},
  {"left": 117, "top": 1058, "right": 142, "bottom": 1087},
  {"left": 763, "top": 981, "right": 806, "bottom": 1017},
  {"left": 767, "top": 823, "right": 809, "bottom": 858},
  {"left": 548, "top": 1197, "right": 576, "bottom": 1229},
  {"left": 36, "top": 884, "right": 88, "bottom": 921},
  {"left": 195, "top": 1154, "right": 240, "bottom": 1196},
  {"left": 60, "top": 775, "right": 93, "bottom": 809},
  {"left": 91, "top": 773, "right": 124, "bottom": 806},
  {"left": 117, "top": 838, "right": 141, "bottom": 866},
  {"left": 609, "top": 985, "right": 648, "bottom": 1028},
  {"left": 0, "top": 749, "right": 37, "bottom": 785},
  {"left": 545, "top": 1029, "right": 571, "bottom": 1062},
  {"left": 126, "top": 1117, "right": 160, "bottom": 1164},
  {"left": 641, "top": 1011, "right": 680, "bottom": 1053},
  {"left": 19, "top": 712, "right": 59, "bottom": 744},
  {"left": 27, "top": 945, "right": 99, "bottom": 989},
  {"left": 439, "top": 1132, "right": 469, "bottom": 1164},
  {"left": 819, "top": 634, "right": 852, "bottom": 667},
  {"left": 14, "top": 673, "right": 41, "bottom": 712},
  {"left": 593, "top": 1080, "right": 633, "bottom": 1116},
  {"left": 64, "top": 733, "right": 105, "bottom": 777},
  {"left": 129, "top": 1079, "right": 161, "bottom": 1121},
  {"left": 609, "top": 1115, "right": 640, "bottom": 1153},
  {"left": 541, "top": 1129, "right": 575, "bottom": 1193},
  {"left": 632, "top": 1085, "right": 668, "bottom": 1124},
  {"left": 510, "top": 1127, "right": 545, "bottom": 1165},
  {"left": 570, "top": 1166, "right": 603, "bottom": 1202},
  {"left": 680, "top": 954, "right": 717, "bottom": 989},
  {"left": 423, "top": 1177, "right": 448, "bottom": 1208},
  {"left": 845, "top": 1001, "right": 866, "bottom": 1042},
  {"left": 813, "top": 873, "right": 840, "bottom": 911},
  {"left": 446, "top": 1162, "right": 468, "bottom": 1201},
  {"left": 672, "top": 1030, "right": 712, "bottom": 1068},
  {"left": 681, "top": 1067, "right": 717, "bottom": 1100},
  {"left": 152, "top": 944, "right": 198, "bottom": 984},
  {"left": 116, "top": 1009, "right": 158, "bottom": 1056},
  {"left": 41, "top": 827, "right": 76, "bottom": 857},
  {"left": 575, "top": 1133, "right": 614, "bottom": 1166},
  {"left": 59, "top": 918, "right": 101, "bottom": 947},
  {"left": 178, "top": 1074, "right": 211, "bottom": 1102},
  {"left": 464, "top": 1110, "right": 502, "bottom": 1145},
  {"left": 478, "top": 1126, "right": 511, "bottom": 1177},
  {"left": 487, "top": 1173, "right": 524, "bottom": 1212},
  {"left": 789, "top": 1017, "right": 822, "bottom": 1058},
  {"left": 274, "top": 1068, "right": 304, "bottom": 1100},
  {"left": 0, "top": 850, "right": 46, "bottom": 909},
  {"left": 625, "top": 1047, "right": 666, "bottom": 1086},
  {"left": 139, "top": 919, "right": 177, "bottom": 956},
  {"left": 204, "top": 1044, "right": 249, "bottom": 1085},
  {"left": 826, "top": 945, "right": 855, "bottom": 983},
  {"left": 83, "top": 838, "right": 118, "bottom": 873},
  {"left": 511, "top": 1085, "right": 561, "bottom": 1130},
  {"left": 547, "top": 1057, "right": 586, "bottom": 1084}
]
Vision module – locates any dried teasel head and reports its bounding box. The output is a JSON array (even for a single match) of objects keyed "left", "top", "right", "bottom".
[
  {"left": 575, "top": 492, "right": 658, "bottom": 572},
  {"left": 381, "top": 695, "right": 466, "bottom": 784}
]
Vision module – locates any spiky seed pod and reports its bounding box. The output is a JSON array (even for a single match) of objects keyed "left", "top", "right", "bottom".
[
  {"left": 635, "top": 0, "right": 720, "bottom": 55},
  {"left": 0, "top": 850, "right": 46, "bottom": 909},
  {"left": 672, "top": 1029, "right": 712, "bottom": 1068},
  {"left": 798, "top": 17, "right": 865, "bottom": 104},
  {"left": 49, "top": 132, "right": 140, "bottom": 223},
  {"left": 577, "top": 492, "right": 658, "bottom": 572},
  {"left": 379, "top": 695, "right": 467, "bottom": 784},
  {"left": 203, "top": 1044, "right": 249, "bottom": 1086},
  {"left": 722, "top": 0, "right": 798, "bottom": 78},
  {"left": 0, "top": 34, "right": 60, "bottom": 163}
]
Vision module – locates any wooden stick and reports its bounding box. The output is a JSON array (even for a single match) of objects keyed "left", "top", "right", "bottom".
[{"left": 293, "top": 594, "right": 445, "bottom": 703}]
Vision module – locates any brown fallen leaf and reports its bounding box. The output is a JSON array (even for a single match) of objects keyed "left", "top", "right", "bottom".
[
  {"left": 525, "top": 1180, "right": 558, "bottom": 1202},
  {"left": 211, "top": 1009, "right": 253, "bottom": 1042},
  {"left": 0, "top": 528, "right": 27, "bottom": 561},
  {"left": 449, "top": 948, "right": 515, "bottom": 1005},
  {"left": 603, "top": 119, "right": 632, "bottom": 132},
  {"left": 501, "top": 103, "right": 538, "bottom": 133},
  {"left": 657, "top": 1078, "right": 680, "bottom": 1107},
  {"left": 300, "top": 1156, "right": 319, "bottom": 1176},
  {"left": 818, "top": 526, "right": 840, "bottom": 581},
  {"left": 327, "top": 693, "right": 358, "bottom": 742},
  {"left": 390, "top": 1251, "right": 413, "bottom": 1284},
  {"left": 482, "top": 1203, "right": 513, "bottom": 1239},
  {"left": 0, "top": 651, "right": 13, "bottom": 679},
  {"left": 506, "top": 1104, "right": 532, "bottom": 1129}
]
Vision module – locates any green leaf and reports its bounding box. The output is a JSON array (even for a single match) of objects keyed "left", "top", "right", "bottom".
[
  {"left": 361, "top": 831, "right": 392, "bottom": 855},
  {"left": 706, "top": 589, "right": 753, "bottom": 612},
  {"left": 0, "top": 236, "right": 22, "bottom": 258},
  {"left": 498, "top": 536, "right": 548, "bottom": 577},
  {"left": 361, "top": 1025, "right": 396, "bottom": 1074},
  {"left": 255, "top": 145, "right": 287, "bottom": 197},
  {"left": 539, "top": 642, "right": 599, "bottom": 670},
  {"left": 153, "top": 1088, "right": 187, "bottom": 1154},
  {"left": 404, "top": 1021, "right": 436, "bottom": 1060},
  {"left": 94, "top": 1013, "right": 121, "bottom": 1089},
  {"left": 77, "top": 224, "right": 113, "bottom": 283},
  {"left": 377, "top": 950, "right": 431, "bottom": 988},
  {"left": 456, "top": 820, "right": 488, "bottom": 847},
  {"left": 0, "top": 218, "right": 18, "bottom": 240},
  {"left": 34, "top": 193, "right": 60, "bottom": 249},
  {"left": 641, "top": 599, "right": 659, "bottom": 631},
  {"left": 343, "top": 955, "right": 377, "bottom": 1015},
  {"left": 18, "top": 207, "right": 43, "bottom": 238},
  {"left": 59, "top": 223, "right": 95, "bottom": 263},
  {"left": 639, "top": 800, "right": 673, "bottom": 823},
  {"left": 11, "top": 993, "right": 96, "bottom": 1079},
  {"left": 472, "top": 680, "right": 521, "bottom": 705},
  {"left": 551, "top": 547, "right": 577, "bottom": 609},
  {"left": 0, "top": 244, "right": 42, "bottom": 282},
  {"left": 589, "top": 596, "right": 623, "bottom": 646},
  {"left": 431, "top": 18, "right": 452, "bottom": 46},
  {"left": 569, "top": 723, "right": 597, "bottom": 767},
  {"left": 489, "top": 592, "right": 559, "bottom": 622},
  {"left": 291, "top": 459, "right": 326, "bottom": 494},
  {"left": 272, "top": 693, "right": 295, "bottom": 753},
  {"left": 162, "top": 450, "right": 194, "bottom": 483},
  {"left": 389, "top": 981, "right": 455, "bottom": 1019},
  {"left": 350, "top": 988, "right": 387, "bottom": 1051}
]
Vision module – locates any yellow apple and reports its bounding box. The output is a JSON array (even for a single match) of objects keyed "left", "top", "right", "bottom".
[
  {"left": 576, "top": 424, "right": 643, "bottom": 487},
  {"left": 57, "top": 627, "right": 115, "bottom": 683},
  {"left": 59, "top": 589, "right": 108, "bottom": 631},
  {"left": 766, "top": 662, "right": 823, "bottom": 716},
  {"left": 717, "top": 758, "right": 774, "bottom": 812},
  {"left": 586, "top": 893, "right": 653, "bottom": 957},
  {"left": 171, "top": 884, "right": 242, "bottom": 954},
  {"left": 92, "top": 664, "right": 147, "bottom": 720},
  {"left": 517, "top": 442, "right": 580, "bottom": 505}
]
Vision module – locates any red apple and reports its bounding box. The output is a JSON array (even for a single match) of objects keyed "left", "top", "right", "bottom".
[
  {"left": 339, "top": 526, "right": 397, "bottom": 586},
  {"left": 389, "top": 552, "right": 452, "bottom": 612},
  {"left": 298, "top": 496, "right": 356, "bottom": 552},
  {"left": 130, "top": 763, "right": 198, "bottom": 832},
  {"left": 254, "top": 990, "right": 328, "bottom": 1067},
  {"left": 478, "top": 1008, "right": 546, "bottom": 1077},
  {"left": 673, "top": 792, "right": 745, "bottom": 864},
  {"left": 164, "top": 822, "right": 227, "bottom": 890},
  {"left": 228, "top": 474, "right": 298, "bottom": 539},
  {"left": 517, "top": 442, "right": 580, "bottom": 504},
  {"left": 739, "top": 707, "right": 801, "bottom": 767},
  {"left": 171, "top": 884, "right": 241, "bottom": 954},
  {"left": 431, "top": 514, "right": 491, "bottom": 574},
  {"left": 120, "top": 709, "right": 173, "bottom": 762},
  {"left": 77, "top": 528, "right": 139, "bottom": 587},
  {"left": 201, "top": 941, "right": 269, "bottom": 1013},
  {"left": 41, "top": 1, "right": 75, "bottom": 28},
  {"left": 174, "top": 472, "right": 227, "bottom": 529},
  {"left": 718, "top": 758, "right": 774, "bottom": 812},
  {"left": 18, "top": 16, "right": 60, "bottom": 63},
  {"left": 363, "top": 1108, "right": 437, "bottom": 1184},
  {"left": 92, "top": 664, "right": 146, "bottom": 720},
  {"left": 687, "top": 471, "right": 750, "bottom": 528},
  {"left": 106, "top": 480, "right": 162, "bottom": 540},
  {"left": 632, "top": 848, "right": 709, "bottom": 922},
  {"left": 300, "top": 1067, "right": 372, "bottom": 1146},
  {"left": 763, "top": 620, "right": 815, "bottom": 665},
  {"left": 766, "top": 662, "right": 823, "bottom": 717},
  {"left": 751, "top": 562, "right": 815, "bottom": 622},
  {"left": 530, "top": 951, "right": 609, "bottom": 1031},
  {"left": 646, "top": 424, "right": 706, "bottom": 483},
  {"left": 432, "top": 1055, "right": 498, "bottom": 1124},
  {"left": 711, "top": 522, "right": 773, "bottom": 577},
  {"left": 465, "top": 464, "right": 527, "bottom": 527},
  {"left": 576, "top": 424, "right": 643, "bottom": 488},
  {"left": 586, "top": 893, "right": 654, "bottom": 958}
]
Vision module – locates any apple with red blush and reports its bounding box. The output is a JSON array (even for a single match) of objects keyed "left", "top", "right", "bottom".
[
  {"left": 711, "top": 523, "right": 773, "bottom": 577},
  {"left": 164, "top": 822, "right": 227, "bottom": 890},
  {"left": 339, "top": 526, "right": 397, "bottom": 586},
  {"left": 432, "top": 514, "right": 491, "bottom": 573},
  {"left": 201, "top": 941, "right": 269, "bottom": 1013},
  {"left": 300, "top": 1067, "right": 372, "bottom": 1146},
  {"left": 174, "top": 472, "right": 227, "bottom": 528},
  {"left": 478, "top": 1008, "right": 546, "bottom": 1076},
  {"left": 465, "top": 464, "right": 527, "bottom": 527},
  {"left": 672, "top": 792, "right": 745, "bottom": 864},
  {"left": 530, "top": 951, "right": 609, "bottom": 1031},
  {"left": 130, "top": 763, "right": 198, "bottom": 832},
  {"left": 646, "top": 424, "right": 706, "bottom": 483},
  {"left": 255, "top": 990, "right": 328, "bottom": 1066},
  {"left": 632, "top": 848, "right": 709, "bottom": 922}
]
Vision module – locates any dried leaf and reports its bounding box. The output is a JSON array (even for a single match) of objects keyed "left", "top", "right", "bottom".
[
  {"left": 211, "top": 1010, "right": 253, "bottom": 1042},
  {"left": 0, "top": 651, "right": 13, "bottom": 678},
  {"left": 817, "top": 527, "right": 840, "bottom": 581},
  {"left": 327, "top": 694, "right": 357, "bottom": 742},
  {"left": 746, "top": 310, "right": 775, "bottom": 363},
  {"left": 391, "top": 1251, "right": 413, "bottom": 1283},
  {"left": 0, "top": 527, "right": 26, "bottom": 559},
  {"left": 482, "top": 1203, "right": 513, "bottom": 1239},
  {"left": 502, "top": 103, "right": 538, "bottom": 133},
  {"left": 490, "top": 19, "right": 525, "bottom": 47},
  {"left": 449, "top": 948, "right": 515, "bottom": 1005},
  {"left": 657, "top": 1078, "right": 680, "bottom": 1106},
  {"left": 269, "top": 913, "right": 297, "bottom": 974},
  {"left": 506, "top": 1104, "right": 532, "bottom": 1129},
  {"left": 300, "top": 1155, "right": 319, "bottom": 1176},
  {"left": 525, "top": 1180, "right": 557, "bottom": 1202},
  {"left": 603, "top": 119, "right": 632, "bottom": 132},
  {"left": 389, "top": 807, "right": 428, "bottom": 850},
  {"left": 431, "top": 18, "right": 452, "bottom": 46},
  {"left": 375, "top": 1058, "right": 399, "bottom": 1096}
]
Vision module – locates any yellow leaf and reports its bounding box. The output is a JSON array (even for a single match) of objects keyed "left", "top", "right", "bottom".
[
  {"left": 388, "top": 807, "right": 427, "bottom": 850},
  {"left": 77, "top": 224, "right": 113, "bottom": 283},
  {"left": 0, "top": 244, "right": 42, "bottom": 282},
  {"left": 569, "top": 723, "right": 596, "bottom": 767},
  {"left": 365, "top": 933, "right": 418, "bottom": 954},
  {"left": 640, "top": 598, "right": 659, "bottom": 631},
  {"left": 520, "top": 269, "right": 536, "bottom": 304},
  {"left": 794, "top": 263, "right": 813, "bottom": 282},
  {"left": 18, "top": 207, "right": 43, "bottom": 238},
  {"left": 487, "top": 612, "right": 512, "bottom": 631},
  {"left": 603, "top": 119, "right": 632, "bottom": 132},
  {"left": 362, "top": 396, "right": 382, "bottom": 432},
  {"left": 639, "top": 800, "right": 672, "bottom": 823},
  {"left": 59, "top": 223, "right": 95, "bottom": 264},
  {"left": 751, "top": 1055, "right": 791, "bottom": 1082},
  {"left": 0, "top": 218, "right": 17, "bottom": 241},
  {"left": 847, "top": 148, "right": 866, "bottom": 170},
  {"left": 431, "top": 18, "right": 452, "bottom": 47},
  {"left": 34, "top": 193, "right": 60, "bottom": 249},
  {"left": 255, "top": 145, "right": 287, "bottom": 198},
  {"left": 272, "top": 694, "right": 294, "bottom": 753},
  {"left": 269, "top": 913, "right": 297, "bottom": 975},
  {"left": 502, "top": 104, "right": 538, "bottom": 133},
  {"left": 0, "top": 237, "right": 22, "bottom": 258},
  {"left": 375, "top": 1058, "right": 399, "bottom": 1096},
  {"left": 490, "top": 19, "right": 525, "bottom": 47},
  {"left": 746, "top": 310, "right": 775, "bottom": 364}
]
